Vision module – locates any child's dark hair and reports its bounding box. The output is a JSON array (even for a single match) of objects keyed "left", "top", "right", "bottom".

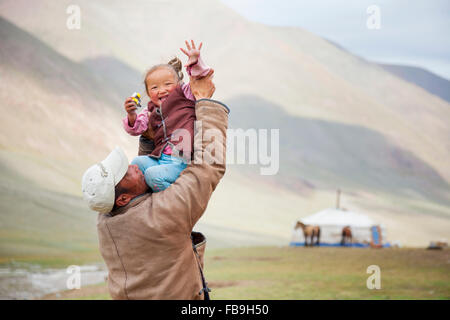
[{"left": 144, "top": 57, "right": 184, "bottom": 95}]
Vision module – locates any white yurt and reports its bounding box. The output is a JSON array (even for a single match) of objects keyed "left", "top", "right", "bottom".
[{"left": 290, "top": 208, "right": 389, "bottom": 247}]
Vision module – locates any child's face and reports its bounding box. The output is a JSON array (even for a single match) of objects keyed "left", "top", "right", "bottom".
[{"left": 146, "top": 68, "right": 178, "bottom": 106}]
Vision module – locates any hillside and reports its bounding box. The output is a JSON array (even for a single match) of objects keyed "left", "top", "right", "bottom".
[
  {"left": 0, "top": 17, "right": 135, "bottom": 193},
  {"left": 0, "top": 16, "right": 135, "bottom": 261},
  {"left": 379, "top": 63, "right": 450, "bottom": 103},
  {"left": 227, "top": 95, "right": 450, "bottom": 205}
]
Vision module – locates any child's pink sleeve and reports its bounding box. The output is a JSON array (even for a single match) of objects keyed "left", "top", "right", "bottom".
[
  {"left": 181, "top": 83, "right": 195, "bottom": 101},
  {"left": 186, "top": 54, "right": 210, "bottom": 78},
  {"left": 122, "top": 108, "right": 149, "bottom": 136},
  {"left": 183, "top": 54, "right": 211, "bottom": 101}
]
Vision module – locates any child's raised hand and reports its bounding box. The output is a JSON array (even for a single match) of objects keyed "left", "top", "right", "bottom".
[{"left": 180, "top": 40, "right": 203, "bottom": 67}]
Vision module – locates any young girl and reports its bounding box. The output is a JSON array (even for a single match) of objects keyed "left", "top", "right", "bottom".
[{"left": 123, "top": 40, "right": 211, "bottom": 192}]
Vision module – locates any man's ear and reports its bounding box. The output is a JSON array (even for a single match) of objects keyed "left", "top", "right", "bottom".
[{"left": 115, "top": 193, "right": 133, "bottom": 207}]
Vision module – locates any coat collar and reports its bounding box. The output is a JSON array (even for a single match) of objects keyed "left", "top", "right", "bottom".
[{"left": 109, "top": 192, "right": 152, "bottom": 217}]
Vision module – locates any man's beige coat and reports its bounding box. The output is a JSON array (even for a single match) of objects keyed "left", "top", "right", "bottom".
[{"left": 97, "top": 99, "right": 229, "bottom": 299}]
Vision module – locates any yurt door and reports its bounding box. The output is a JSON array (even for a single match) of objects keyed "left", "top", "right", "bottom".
[{"left": 371, "top": 226, "right": 382, "bottom": 248}]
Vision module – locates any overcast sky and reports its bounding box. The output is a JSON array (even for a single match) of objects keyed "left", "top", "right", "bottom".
[{"left": 220, "top": 0, "right": 450, "bottom": 80}]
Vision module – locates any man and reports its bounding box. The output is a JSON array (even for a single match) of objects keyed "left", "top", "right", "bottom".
[{"left": 81, "top": 71, "right": 229, "bottom": 299}]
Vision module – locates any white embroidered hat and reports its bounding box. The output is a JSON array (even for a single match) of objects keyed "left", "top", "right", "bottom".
[{"left": 81, "top": 146, "right": 129, "bottom": 214}]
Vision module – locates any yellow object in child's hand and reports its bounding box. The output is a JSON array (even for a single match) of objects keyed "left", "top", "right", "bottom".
[{"left": 132, "top": 92, "right": 142, "bottom": 108}]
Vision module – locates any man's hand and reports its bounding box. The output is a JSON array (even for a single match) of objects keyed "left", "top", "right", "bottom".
[
  {"left": 124, "top": 97, "right": 137, "bottom": 126},
  {"left": 190, "top": 69, "right": 215, "bottom": 100},
  {"left": 180, "top": 40, "right": 202, "bottom": 67}
]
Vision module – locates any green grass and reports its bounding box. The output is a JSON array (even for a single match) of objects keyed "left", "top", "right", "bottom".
[
  {"left": 43, "top": 246, "right": 450, "bottom": 300},
  {"left": 204, "top": 247, "right": 450, "bottom": 299},
  {"left": 1, "top": 251, "right": 103, "bottom": 269},
  {"left": 0, "top": 157, "right": 101, "bottom": 269}
]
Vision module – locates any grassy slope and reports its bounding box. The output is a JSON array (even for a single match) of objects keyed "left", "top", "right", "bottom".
[
  {"left": 42, "top": 247, "right": 450, "bottom": 300},
  {"left": 379, "top": 63, "right": 450, "bottom": 103},
  {"left": 0, "top": 151, "right": 102, "bottom": 267},
  {"left": 0, "top": 17, "right": 128, "bottom": 265},
  {"left": 227, "top": 95, "right": 450, "bottom": 209}
]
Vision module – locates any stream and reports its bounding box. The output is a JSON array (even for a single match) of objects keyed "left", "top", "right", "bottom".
[{"left": 0, "top": 263, "right": 108, "bottom": 300}]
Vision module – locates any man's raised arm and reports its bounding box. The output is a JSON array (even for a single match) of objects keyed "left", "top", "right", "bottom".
[{"left": 151, "top": 70, "right": 230, "bottom": 233}]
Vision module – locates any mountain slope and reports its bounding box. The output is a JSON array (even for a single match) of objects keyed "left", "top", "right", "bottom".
[
  {"left": 227, "top": 95, "right": 450, "bottom": 207},
  {"left": 0, "top": 17, "right": 135, "bottom": 259},
  {"left": 379, "top": 63, "right": 450, "bottom": 103},
  {"left": 0, "top": 16, "right": 134, "bottom": 177},
  {"left": 82, "top": 56, "right": 145, "bottom": 102}
]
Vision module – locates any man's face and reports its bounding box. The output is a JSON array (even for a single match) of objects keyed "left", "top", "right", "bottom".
[{"left": 118, "top": 164, "right": 149, "bottom": 197}]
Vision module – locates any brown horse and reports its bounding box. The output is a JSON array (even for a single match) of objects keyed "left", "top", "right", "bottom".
[
  {"left": 295, "top": 221, "right": 321, "bottom": 247},
  {"left": 341, "top": 226, "right": 352, "bottom": 246}
]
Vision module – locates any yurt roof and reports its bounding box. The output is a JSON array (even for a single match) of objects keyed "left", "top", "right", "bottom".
[{"left": 301, "top": 208, "right": 377, "bottom": 227}]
